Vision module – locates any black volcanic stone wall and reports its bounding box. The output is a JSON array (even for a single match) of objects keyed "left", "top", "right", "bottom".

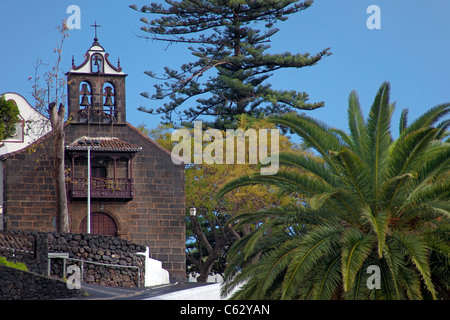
[
  {"left": 47, "top": 233, "right": 147, "bottom": 287},
  {"left": 1, "top": 231, "right": 148, "bottom": 291},
  {"left": 0, "top": 264, "right": 86, "bottom": 300}
]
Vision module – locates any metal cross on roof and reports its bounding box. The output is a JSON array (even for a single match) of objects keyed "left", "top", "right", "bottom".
[{"left": 90, "top": 21, "right": 101, "bottom": 41}]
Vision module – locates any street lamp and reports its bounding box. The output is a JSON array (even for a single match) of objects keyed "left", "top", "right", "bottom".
[
  {"left": 189, "top": 207, "right": 197, "bottom": 217},
  {"left": 0, "top": 206, "right": 3, "bottom": 231},
  {"left": 86, "top": 139, "right": 92, "bottom": 234}
]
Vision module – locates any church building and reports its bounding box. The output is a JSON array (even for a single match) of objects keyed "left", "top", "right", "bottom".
[{"left": 0, "top": 36, "right": 186, "bottom": 281}]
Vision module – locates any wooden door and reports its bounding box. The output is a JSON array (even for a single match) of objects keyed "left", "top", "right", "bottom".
[{"left": 80, "top": 212, "right": 118, "bottom": 237}]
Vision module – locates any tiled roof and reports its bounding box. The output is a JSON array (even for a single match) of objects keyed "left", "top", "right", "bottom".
[{"left": 66, "top": 137, "right": 142, "bottom": 153}]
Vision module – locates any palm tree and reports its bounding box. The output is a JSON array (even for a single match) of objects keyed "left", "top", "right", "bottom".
[{"left": 218, "top": 82, "right": 450, "bottom": 299}]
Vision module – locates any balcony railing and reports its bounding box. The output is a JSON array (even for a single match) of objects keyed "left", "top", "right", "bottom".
[
  {"left": 78, "top": 106, "right": 117, "bottom": 124},
  {"left": 68, "top": 178, "right": 133, "bottom": 200},
  {"left": 0, "top": 231, "right": 35, "bottom": 258}
]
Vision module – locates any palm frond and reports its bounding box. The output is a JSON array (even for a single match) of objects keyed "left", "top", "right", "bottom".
[
  {"left": 341, "top": 227, "right": 376, "bottom": 292},
  {"left": 345, "top": 263, "right": 370, "bottom": 300},
  {"left": 267, "top": 113, "right": 344, "bottom": 172},
  {"left": 401, "top": 103, "right": 450, "bottom": 136},
  {"left": 415, "top": 144, "right": 450, "bottom": 185},
  {"left": 218, "top": 169, "right": 333, "bottom": 199},
  {"left": 360, "top": 206, "right": 388, "bottom": 257},
  {"left": 374, "top": 258, "right": 399, "bottom": 300},
  {"left": 333, "top": 147, "right": 371, "bottom": 205},
  {"left": 399, "top": 108, "right": 409, "bottom": 135},
  {"left": 281, "top": 223, "right": 343, "bottom": 299},
  {"left": 364, "top": 82, "right": 394, "bottom": 204},
  {"left": 391, "top": 231, "right": 437, "bottom": 299},
  {"left": 387, "top": 128, "right": 439, "bottom": 179},
  {"left": 277, "top": 152, "right": 337, "bottom": 186},
  {"left": 311, "top": 254, "right": 342, "bottom": 300},
  {"left": 347, "top": 90, "right": 367, "bottom": 159},
  {"left": 404, "top": 179, "right": 450, "bottom": 211}
]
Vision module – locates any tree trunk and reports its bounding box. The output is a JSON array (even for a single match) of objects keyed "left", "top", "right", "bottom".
[
  {"left": 189, "top": 214, "right": 230, "bottom": 283},
  {"left": 232, "top": 6, "right": 242, "bottom": 57},
  {"left": 196, "top": 258, "right": 215, "bottom": 283},
  {"left": 49, "top": 102, "right": 69, "bottom": 233}
]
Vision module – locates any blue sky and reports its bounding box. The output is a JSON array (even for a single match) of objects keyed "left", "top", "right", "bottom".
[{"left": 1, "top": 0, "right": 449, "bottom": 134}]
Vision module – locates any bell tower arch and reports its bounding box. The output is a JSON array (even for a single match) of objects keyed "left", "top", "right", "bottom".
[{"left": 66, "top": 37, "right": 127, "bottom": 124}]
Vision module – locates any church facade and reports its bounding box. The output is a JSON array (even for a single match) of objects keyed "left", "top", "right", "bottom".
[{"left": 0, "top": 38, "right": 186, "bottom": 281}]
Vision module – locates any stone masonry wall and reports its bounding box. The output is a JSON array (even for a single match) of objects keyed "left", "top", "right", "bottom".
[
  {"left": 64, "top": 123, "right": 186, "bottom": 281},
  {"left": 2, "top": 136, "right": 56, "bottom": 231}
]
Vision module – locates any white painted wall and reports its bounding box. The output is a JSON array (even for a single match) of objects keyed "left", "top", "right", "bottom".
[
  {"left": 188, "top": 272, "right": 224, "bottom": 283},
  {"left": 137, "top": 247, "right": 170, "bottom": 287},
  {"left": 146, "top": 283, "right": 224, "bottom": 300},
  {"left": 145, "top": 282, "right": 243, "bottom": 300},
  {"left": 0, "top": 92, "right": 50, "bottom": 156}
]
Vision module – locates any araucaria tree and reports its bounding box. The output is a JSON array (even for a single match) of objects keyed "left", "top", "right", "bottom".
[
  {"left": 219, "top": 82, "right": 450, "bottom": 299},
  {"left": 131, "top": 0, "right": 331, "bottom": 128}
]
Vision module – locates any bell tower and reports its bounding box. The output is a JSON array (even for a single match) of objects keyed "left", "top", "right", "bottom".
[{"left": 66, "top": 30, "right": 127, "bottom": 125}]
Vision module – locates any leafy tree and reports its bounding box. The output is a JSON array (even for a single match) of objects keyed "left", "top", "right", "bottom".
[
  {"left": 141, "top": 115, "right": 307, "bottom": 281},
  {"left": 218, "top": 82, "right": 450, "bottom": 299},
  {"left": 0, "top": 95, "right": 20, "bottom": 141},
  {"left": 131, "top": 0, "right": 331, "bottom": 128}
]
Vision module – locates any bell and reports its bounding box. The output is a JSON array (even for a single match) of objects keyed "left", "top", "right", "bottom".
[
  {"left": 104, "top": 96, "right": 114, "bottom": 106},
  {"left": 80, "top": 94, "right": 90, "bottom": 106},
  {"left": 92, "top": 55, "right": 102, "bottom": 73}
]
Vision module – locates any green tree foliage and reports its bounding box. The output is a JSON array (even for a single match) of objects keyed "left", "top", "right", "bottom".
[
  {"left": 218, "top": 82, "right": 450, "bottom": 299},
  {"left": 131, "top": 0, "right": 331, "bottom": 128},
  {"left": 0, "top": 95, "right": 20, "bottom": 141}
]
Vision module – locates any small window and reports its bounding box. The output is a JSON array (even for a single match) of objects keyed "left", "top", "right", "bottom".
[
  {"left": 79, "top": 82, "right": 92, "bottom": 107},
  {"left": 78, "top": 81, "right": 92, "bottom": 122},
  {"left": 91, "top": 54, "right": 104, "bottom": 73},
  {"left": 102, "top": 82, "right": 116, "bottom": 122}
]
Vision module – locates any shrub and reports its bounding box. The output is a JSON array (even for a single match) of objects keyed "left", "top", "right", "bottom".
[{"left": 0, "top": 256, "right": 28, "bottom": 271}]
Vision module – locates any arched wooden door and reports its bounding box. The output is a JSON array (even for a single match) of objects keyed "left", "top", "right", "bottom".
[{"left": 80, "top": 212, "right": 118, "bottom": 237}]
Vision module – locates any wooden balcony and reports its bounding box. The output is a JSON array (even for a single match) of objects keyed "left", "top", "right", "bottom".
[{"left": 68, "top": 177, "right": 133, "bottom": 200}]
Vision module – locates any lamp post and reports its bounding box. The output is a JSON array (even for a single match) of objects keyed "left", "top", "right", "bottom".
[
  {"left": 0, "top": 206, "right": 3, "bottom": 231},
  {"left": 189, "top": 207, "right": 197, "bottom": 217},
  {"left": 86, "top": 139, "right": 92, "bottom": 234}
]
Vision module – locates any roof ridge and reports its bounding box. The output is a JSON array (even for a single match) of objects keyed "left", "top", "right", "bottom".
[{"left": 66, "top": 135, "right": 142, "bottom": 153}]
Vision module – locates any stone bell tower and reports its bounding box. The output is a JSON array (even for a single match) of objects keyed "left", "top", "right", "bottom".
[{"left": 66, "top": 29, "right": 127, "bottom": 125}]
